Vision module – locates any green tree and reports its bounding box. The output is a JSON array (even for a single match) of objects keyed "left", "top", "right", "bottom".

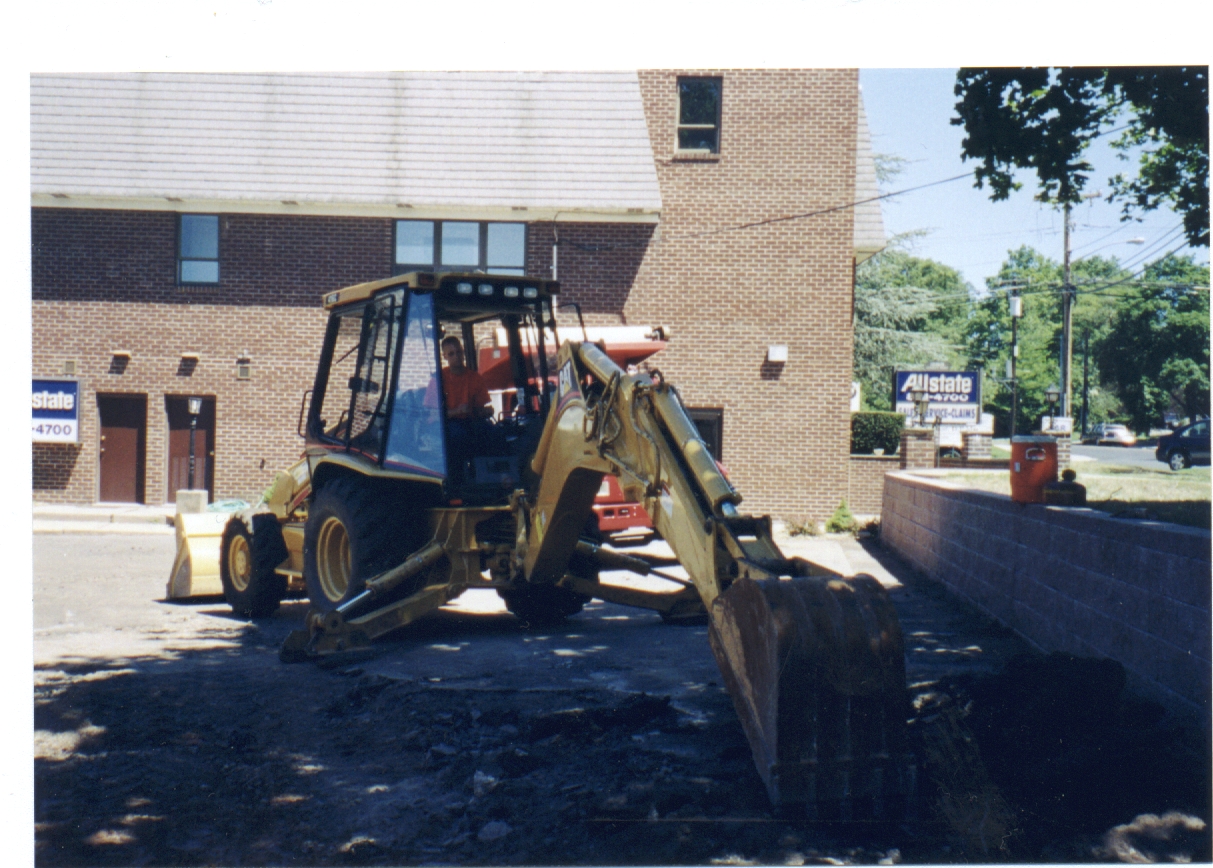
[
  {"left": 962, "top": 246, "right": 1133, "bottom": 434},
  {"left": 952, "top": 67, "right": 1209, "bottom": 247},
  {"left": 853, "top": 247, "right": 968, "bottom": 411},
  {"left": 1095, "top": 255, "right": 1210, "bottom": 431}
]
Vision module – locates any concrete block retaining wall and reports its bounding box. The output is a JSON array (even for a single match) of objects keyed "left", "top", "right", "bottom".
[{"left": 881, "top": 470, "right": 1211, "bottom": 719}]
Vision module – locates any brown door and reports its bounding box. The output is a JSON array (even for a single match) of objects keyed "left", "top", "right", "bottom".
[
  {"left": 98, "top": 394, "right": 147, "bottom": 503},
  {"left": 166, "top": 397, "right": 215, "bottom": 501}
]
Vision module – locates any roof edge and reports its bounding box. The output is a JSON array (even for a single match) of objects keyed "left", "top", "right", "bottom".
[{"left": 30, "top": 194, "right": 661, "bottom": 224}]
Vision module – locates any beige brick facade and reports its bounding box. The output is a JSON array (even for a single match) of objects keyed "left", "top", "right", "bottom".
[
  {"left": 629, "top": 69, "right": 859, "bottom": 518},
  {"left": 32, "top": 70, "right": 866, "bottom": 520}
]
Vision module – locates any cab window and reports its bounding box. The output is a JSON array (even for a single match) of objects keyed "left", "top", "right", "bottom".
[{"left": 384, "top": 292, "right": 447, "bottom": 478}]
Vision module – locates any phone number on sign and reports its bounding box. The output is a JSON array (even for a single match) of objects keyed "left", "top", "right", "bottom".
[{"left": 32, "top": 421, "right": 78, "bottom": 440}]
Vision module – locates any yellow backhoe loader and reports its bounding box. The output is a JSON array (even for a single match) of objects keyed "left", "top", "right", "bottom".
[{"left": 178, "top": 271, "right": 910, "bottom": 820}]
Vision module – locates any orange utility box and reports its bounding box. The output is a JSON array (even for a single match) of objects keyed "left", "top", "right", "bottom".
[{"left": 1010, "top": 436, "right": 1058, "bottom": 503}]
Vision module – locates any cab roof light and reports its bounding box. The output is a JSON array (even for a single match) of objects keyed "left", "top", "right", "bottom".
[
  {"left": 478, "top": 283, "right": 494, "bottom": 296},
  {"left": 503, "top": 285, "right": 519, "bottom": 298},
  {"left": 456, "top": 282, "right": 474, "bottom": 295},
  {"left": 522, "top": 286, "right": 538, "bottom": 298}
]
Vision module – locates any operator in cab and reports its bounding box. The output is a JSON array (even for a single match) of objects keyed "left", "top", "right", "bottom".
[
  {"left": 427, "top": 335, "right": 495, "bottom": 486},
  {"left": 434, "top": 336, "right": 492, "bottom": 420}
]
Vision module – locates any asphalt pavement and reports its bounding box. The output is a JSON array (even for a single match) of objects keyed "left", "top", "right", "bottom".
[
  {"left": 993, "top": 439, "right": 1168, "bottom": 471},
  {"left": 1070, "top": 442, "right": 1169, "bottom": 469}
]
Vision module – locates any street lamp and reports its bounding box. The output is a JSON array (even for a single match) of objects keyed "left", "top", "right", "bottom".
[
  {"left": 187, "top": 396, "right": 203, "bottom": 490},
  {"left": 1045, "top": 383, "right": 1060, "bottom": 430},
  {"left": 909, "top": 387, "right": 929, "bottom": 428}
]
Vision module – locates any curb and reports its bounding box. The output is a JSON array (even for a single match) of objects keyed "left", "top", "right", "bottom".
[{"left": 33, "top": 521, "right": 175, "bottom": 536}]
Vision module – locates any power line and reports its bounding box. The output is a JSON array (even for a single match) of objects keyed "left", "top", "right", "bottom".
[{"left": 556, "top": 171, "right": 974, "bottom": 252}]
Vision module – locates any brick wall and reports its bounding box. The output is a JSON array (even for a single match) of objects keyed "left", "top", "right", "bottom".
[
  {"left": 33, "top": 70, "right": 862, "bottom": 516},
  {"left": 881, "top": 471, "right": 1212, "bottom": 719},
  {"left": 32, "top": 299, "right": 329, "bottom": 503},
  {"left": 847, "top": 455, "right": 899, "bottom": 514},
  {"left": 631, "top": 69, "right": 859, "bottom": 519},
  {"left": 33, "top": 209, "right": 395, "bottom": 306},
  {"left": 899, "top": 428, "right": 935, "bottom": 470},
  {"left": 31, "top": 210, "right": 663, "bottom": 503}
]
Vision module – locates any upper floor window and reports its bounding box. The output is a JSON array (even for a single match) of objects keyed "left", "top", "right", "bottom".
[
  {"left": 677, "top": 77, "right": 722, "bottom": 153},
  {"left": 178, "top": 214, "right": 219, "bottom": 284},
  {"left": 395, "top": 220, "right": 526, "bottom": 276}
]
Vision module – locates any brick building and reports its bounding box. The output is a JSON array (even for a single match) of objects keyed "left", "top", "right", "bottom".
[{"left": 31, "top": 71, "right": 884, "bottom": 519}]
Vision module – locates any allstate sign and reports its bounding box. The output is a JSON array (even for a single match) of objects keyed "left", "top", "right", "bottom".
[
  {"left": 33, "top": 379, "right": 79, "bottom": 443},
  {"left": 894, "top": 371, "right": 980, "bottom": 424}
]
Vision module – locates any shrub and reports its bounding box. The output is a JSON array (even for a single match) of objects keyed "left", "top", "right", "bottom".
[
  {"left": 786, "top": 517, "right": 821, "bottom": 537},
  {"left": 851, "top": 411, "right": 904, "bottom": 454},
  {"left": 826, "top": 500, "right": 857, "bottom": 534}
]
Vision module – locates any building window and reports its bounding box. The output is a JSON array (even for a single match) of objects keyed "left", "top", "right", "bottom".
[
  {"left": 677, "top": 77, "right": 722, "bottom": 153},
  {"left": 686, "top": 407, "right": 724, "bottom": 462},
  {"left": 178, "top": 214, "right": 219, "bottom": 284},
  {"left": 395, "top": 220, "right": 526, "bottom": 276}
]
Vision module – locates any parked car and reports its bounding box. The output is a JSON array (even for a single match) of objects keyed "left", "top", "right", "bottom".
[
  {"left": 1081, "top": 423, "right": 1137, "bottom": 446},
  {"left": 1155, "top": 420, "right": 1211, "bottom": 470}
]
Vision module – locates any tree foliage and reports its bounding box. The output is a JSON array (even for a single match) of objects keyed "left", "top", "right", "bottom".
[
  {"left": 953, "top": 67, "right": 1209, "bottom": 247},
  {"left": 962, "top": 246, "right": 1137, "bottom": 434},
  {"left": 1095, "top": 255, "right": 1210, "bottom": 431},
  {"left": 852, "top": 247, "right": 968, "bottom": 411}
]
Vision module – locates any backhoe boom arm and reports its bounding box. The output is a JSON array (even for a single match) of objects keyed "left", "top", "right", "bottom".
[{"left": 523, "top": 340, "right": 911, "bottom": 818}]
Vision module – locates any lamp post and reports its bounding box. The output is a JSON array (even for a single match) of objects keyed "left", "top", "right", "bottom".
[
  {"left": 910, "top": 387, "right": 928, "bottom": 428},
  {"left": 187, "top": 396, "right": 202, "bottom": 490},
  {"left": 1045, "top": 383, "right": 1061, "bottom": 431}
]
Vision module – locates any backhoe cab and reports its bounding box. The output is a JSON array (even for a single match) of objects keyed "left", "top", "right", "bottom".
[{"left": 210, "top": 271, "right": 910, "bottom": 820}]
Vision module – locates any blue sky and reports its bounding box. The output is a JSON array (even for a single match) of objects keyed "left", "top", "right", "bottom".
[{"left": 859, "top": 68, "right": 1208, "bottom": 292}]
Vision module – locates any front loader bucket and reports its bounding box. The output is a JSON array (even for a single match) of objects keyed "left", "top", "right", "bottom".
[
  {"left": 166, "top": 512, "right": 230, "bottom": 599},
  {"left": 708, "top": 574, "right": 910, "bottom": 820}
]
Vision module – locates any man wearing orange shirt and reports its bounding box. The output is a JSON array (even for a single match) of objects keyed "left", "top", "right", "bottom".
[
  {"left": 426, "top": 335, "right": 495, "bottom": 486},
  {"left": 436, "top": 336, "right": 492, "bottom": 420}
]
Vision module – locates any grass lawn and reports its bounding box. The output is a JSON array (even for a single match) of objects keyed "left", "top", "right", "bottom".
[{"left": 936, "top": 464, "right": 1211, "bottom": 529}]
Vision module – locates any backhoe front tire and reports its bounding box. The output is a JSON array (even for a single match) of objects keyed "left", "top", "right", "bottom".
[
  {"left": 304, "top": 477, "right": 421, "bottom": 613},
  {"left": 220, "top": 514, "right": 289, "bottom": 618}
]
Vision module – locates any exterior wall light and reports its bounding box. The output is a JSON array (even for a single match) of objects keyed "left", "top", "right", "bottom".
[
  {"left": 766, "top": 345, "right": 788, "bottom": 364},
  {"left": 187, "top": 397, "right": 203, "bottom": 489}
]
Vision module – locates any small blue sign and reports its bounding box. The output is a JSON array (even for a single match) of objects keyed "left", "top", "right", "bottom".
[{"left": 33, "top": 379, "right": 79, "bottom": 443}]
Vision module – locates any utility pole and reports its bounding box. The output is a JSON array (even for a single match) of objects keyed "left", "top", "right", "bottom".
[
  {"left": 1061, "top": 191, "right": 1101, "bottom": 420},
  {"left": 1061, "top": 202, "right": 1074, "bottom": 419},
  {"left": 1009, "top": 289, "right": 1022, "bottom": 438}
]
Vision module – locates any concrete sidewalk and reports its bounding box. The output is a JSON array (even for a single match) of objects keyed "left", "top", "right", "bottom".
[
  {"left": 33, "top": 502, "right": 177, "bottom": 535},
  {"left": 772, "top": 526, "right": 903, "bottom": 588}
]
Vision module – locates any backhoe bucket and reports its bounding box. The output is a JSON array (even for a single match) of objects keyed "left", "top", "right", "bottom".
[
  {"left": 166, "top": 512, "right": 230, "bottom": 599},
  {"left": 708, "top": 574, "right": 910, "bottom": 820}
]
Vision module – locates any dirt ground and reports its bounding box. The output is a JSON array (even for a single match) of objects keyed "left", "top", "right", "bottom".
[{"left": 33, "top": 532, "right": 1211, "bottom": 865}]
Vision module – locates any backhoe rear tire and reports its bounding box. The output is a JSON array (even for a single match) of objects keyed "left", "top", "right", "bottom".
[
  {"left": 303, "top": 476, "right": 422, "bottom": 613},
  {"left": 220, "top": 514, "right": 289, "bottom": 618}
]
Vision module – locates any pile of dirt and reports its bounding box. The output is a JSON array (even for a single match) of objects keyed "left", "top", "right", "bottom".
[{"left": 910, "top": 651, "right": 1211, "bottom": 863}]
